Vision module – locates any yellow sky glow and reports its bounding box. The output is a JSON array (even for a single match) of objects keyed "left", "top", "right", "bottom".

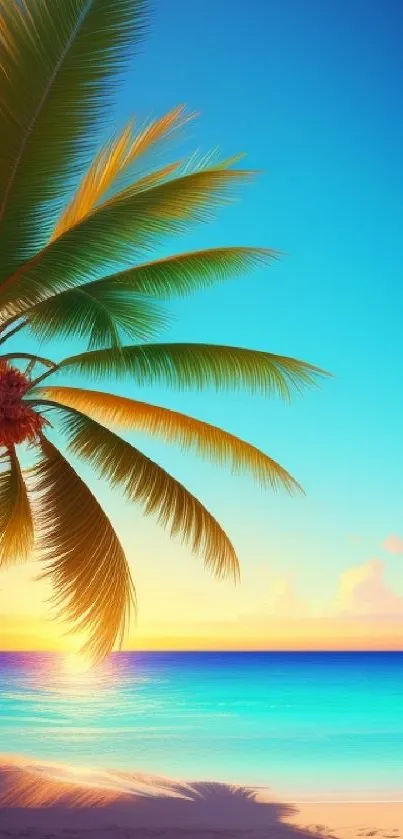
[{"left": 1, "top": 541, "right": 402, "bottom": 653}]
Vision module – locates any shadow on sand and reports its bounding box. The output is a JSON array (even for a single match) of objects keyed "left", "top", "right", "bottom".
[{"left": 0, "top": 780, "right": 335, "bottom": 838}]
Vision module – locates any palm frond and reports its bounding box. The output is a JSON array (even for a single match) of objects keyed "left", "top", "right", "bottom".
[
  {"left": 103, "top": 107, "right": 197, "bottom": 200},
  {"left": 122, "top": 106, "right": 194, "bottom": 171},
  {"left": 69, "top": 247, "right": 278, "bottom": 300},
  {"left": 178, "top": 150, "right": 246, "bottom": 177},
  {"left": 0, "top": 352, "right": 57, "bottom": 370},
  {"left": 50, "top": 120, "right": 134, "bottom": 242},
  {"left": 35, "top": 387, "right": 302, "bottom": 493},
  {"left": 25, "top": 287, "right": 169, "bottom": 348},
  {"left": 11, "top": 247, "right": 275, "bottom": 340},
  {"left": 30, "top": 402, "right": 239, "bottom": 581},
  {"left": 105, "top": 160, "right": 181, "bottom": 197},
  {"left": 51, "top": 104, "right": 192, "bottom": 240},
  {"left": 57, "top": 343, "right": 328, "bottom": 399},
  {"left": 0, "top": 167, "right": 254, "bottom": 322},
  {"left": 25, "top": 435, "right": 135, "bottom": 662},
  {"left": 0, "top": 447, "right": 34, "bottom": 566},
  {"left": 0, "top": 0, "right": 147, "bottom": 276}
]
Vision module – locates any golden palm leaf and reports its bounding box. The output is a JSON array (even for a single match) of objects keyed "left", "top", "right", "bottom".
[
  {"left": 36, "top": 386, "right": 302, "bottom": 494},
  {"left": 31, "top": 403, "right": 239, "bottom": 582},
  {"left": 25, "top": 436, "right": 135, "bottom": 662},
  {"left": 122, "top": 106, "right": 194, "bottom": 169},
  {"left": 50, "top": 121, "right": 134, "bottom": 242},
  {"left": 51, "top": 106, "right": 193, "bottom": 240},
  {"left": 0, "top": 447, "right": 33, "bottom": 566}
]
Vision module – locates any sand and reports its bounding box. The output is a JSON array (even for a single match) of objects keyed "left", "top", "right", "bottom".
[{"left": 0, "top": 756, "right": 401, "bottom": 838}]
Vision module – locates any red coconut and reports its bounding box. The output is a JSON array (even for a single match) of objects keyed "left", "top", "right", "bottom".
[{"left": 0, "top": 362, "right": 45, "bottom": 448}]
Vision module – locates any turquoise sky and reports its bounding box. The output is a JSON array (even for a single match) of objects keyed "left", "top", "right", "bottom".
[{"left": 3, "top": 0, "right": 403, "bottom": 649}]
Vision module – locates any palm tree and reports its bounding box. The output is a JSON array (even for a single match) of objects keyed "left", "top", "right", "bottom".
[{"left": 0, "top": 0, "right": 327, "bottom": 662}]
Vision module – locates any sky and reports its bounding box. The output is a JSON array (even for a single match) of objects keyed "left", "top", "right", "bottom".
[{"left": 1, "top": 0, "right": 403, "bottom": 652}]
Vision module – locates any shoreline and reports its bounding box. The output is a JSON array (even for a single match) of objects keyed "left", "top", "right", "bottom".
[{"left": 0, "top": 755, "right": 402, "bottom": 837}]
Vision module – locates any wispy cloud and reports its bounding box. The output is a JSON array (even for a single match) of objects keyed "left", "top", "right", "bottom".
[{"left": 334, "top": 558, "right": 403, "bottom": 617}]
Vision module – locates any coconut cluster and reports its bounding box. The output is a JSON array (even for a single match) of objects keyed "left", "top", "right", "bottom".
[{"left": 0, "top": 362, "right": 44, "bottom": 447}]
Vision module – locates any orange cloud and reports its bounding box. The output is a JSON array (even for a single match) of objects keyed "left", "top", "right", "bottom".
[{"left": 383, "top": 534, "right": 403, "bottom": 554}]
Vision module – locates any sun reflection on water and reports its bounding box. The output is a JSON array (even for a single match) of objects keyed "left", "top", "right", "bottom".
[
  {"left": 21, "top": 651, "right": 124, "bottom": 709},
  {"left": 64, "top": 653, "right": 92, "bottom": 676}
]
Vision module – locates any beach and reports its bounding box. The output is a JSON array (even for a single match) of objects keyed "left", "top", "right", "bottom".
[
  {"left": 0, "top": 756, "right": 402, "bottom": 839},
  {"left": 1, "top": 653, "right": 402, "bottom": 836}
]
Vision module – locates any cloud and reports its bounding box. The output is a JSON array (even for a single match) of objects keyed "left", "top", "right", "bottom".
[
  {"left": 265, "top": 575, "right": 311, "bottom": 618},
  {"left": 239, "top": 574, "right": 311, "bottom": 622},
  {"left": 383, "top": 534, "right": 403, "bottom": 554},
  {"left": 334, "top": 559, "right": 403, "bottom": 617}
]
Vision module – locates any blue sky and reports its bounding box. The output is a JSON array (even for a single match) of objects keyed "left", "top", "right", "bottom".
[
  {"left": 2, "top": 0, "right": 403, "bottom": 650},
  {"left": 117, "top": 0, "right": 403, "bottom": 592}
]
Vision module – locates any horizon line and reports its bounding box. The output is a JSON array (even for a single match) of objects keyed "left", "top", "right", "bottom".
[{"left": 1, "top": 648, "right": 402, "bottom": 654}]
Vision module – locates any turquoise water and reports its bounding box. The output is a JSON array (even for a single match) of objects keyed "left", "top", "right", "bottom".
[{"left": 0, "top": 651, "right": 402, "bottom": 801}]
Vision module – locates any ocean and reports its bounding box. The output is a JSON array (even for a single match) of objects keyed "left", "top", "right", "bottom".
[{"left": 0, "top": 651, "right": 402, "bottom": 802}]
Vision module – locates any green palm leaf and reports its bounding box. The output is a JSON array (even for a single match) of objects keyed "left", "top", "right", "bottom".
[
  {"left": 0, "top": 448, "right": 34, "bottom": 566},
  {"left": 63, "top": 247, "right": 277, "bottom": 299},
  {"left": 35, "top": 386, "right": 302, "bottom": 493},
  {"left": 56, "top": 343, "right": 327, "bottom": 399},
  {"left": 0, "top": 0, "right": 147, "bottom": 276},
  {"left": 8, "top": 247, "right": 273, "bottom": 346},
  {"left": 26, "top": 287, "right": 169, "bottom": 348},
  {"left": 26, "top": 435, "right": 135, "bottom": 662},
  {"left": 0, "top": 167, "right": 254, "bottom": 322},
  {"left": 31, "top": 402, "right": 239, "bottom": 581}
]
